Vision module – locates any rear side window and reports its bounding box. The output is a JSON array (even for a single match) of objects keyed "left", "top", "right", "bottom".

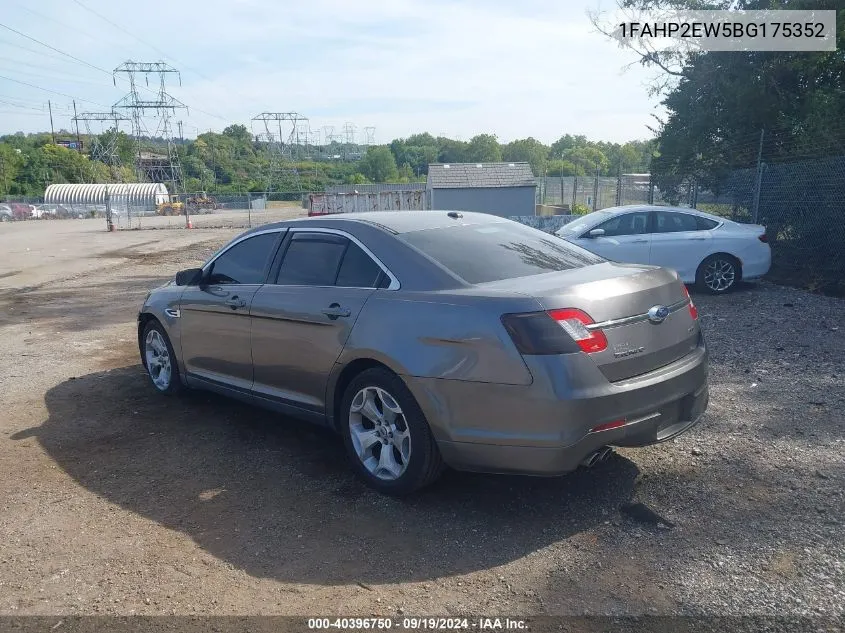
[
  {"left": 655, "top": 211, "right": 699, "bottom": 233},
  {"left": 274, "top": 232, "right": 388, "bottom": 288},
  {"left": 401, "top": 222, "right": 604, "bottom": 284},
  {"left": 207, "top": 232, "right": 279, "bottom": 285},
  {"left": 336, "top": 242, "right": 385, "bottom": 288},
  {"left": 696, "top": 216, "right": 719, "bottom": 230}
]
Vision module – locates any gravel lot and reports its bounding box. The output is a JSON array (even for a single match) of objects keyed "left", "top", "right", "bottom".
[{"left": 0, "top": 219, "right": 842, "bottom": 620}]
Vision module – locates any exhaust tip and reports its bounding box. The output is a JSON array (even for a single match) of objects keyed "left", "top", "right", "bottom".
[{"left": 580, "top": 447, "right": 613, "bottom": 468}]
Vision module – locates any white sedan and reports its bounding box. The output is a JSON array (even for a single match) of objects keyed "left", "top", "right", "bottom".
[{"left": 556, "top": 205, "right": 771, "bottom": 293}]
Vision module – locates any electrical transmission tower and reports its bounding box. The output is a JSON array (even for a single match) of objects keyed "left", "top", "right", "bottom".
[
  {"left": 72, "top": 111, "right": 131, "bottom": 181},
  {"left": 252, "top": 112, "right": 309, "bottom": 193},
  {"left": 342, "top": 122, "right": 358, "bottom": 160},
  {"left": 112, "top": 61, "right": 187, "bottom": 195},
  {"left": 363, "top": 126, "right": 376, "bottom": 146}
]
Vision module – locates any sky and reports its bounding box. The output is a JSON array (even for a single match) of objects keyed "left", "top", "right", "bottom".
[{"left": 0, "top": 0, "right": 661, "bottom": 145}]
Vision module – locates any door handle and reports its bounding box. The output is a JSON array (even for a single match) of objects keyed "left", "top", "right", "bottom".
[
  {"left": 225, "top": 296, "right": 247, "bottom": 310},
  {"left": 322, "top": 303, "right": 351, "bottom": 319},
  {"left": 689, "top": 237, "right": 706, "bottom": 241},
  {"left": 632, "top": 239, "right": 649, "bottom": 243}
]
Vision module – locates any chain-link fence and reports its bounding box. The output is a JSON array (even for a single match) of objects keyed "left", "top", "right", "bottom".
[
  {"left": 0, "top": 192, "right": 310, "bottom": 229},
  {"left": 696, "top": 156, "right": 845, "bottom": 294},
  {"left": 536, "top": 174, "right": 697, "bottom": 211},
  {"left": 5, "top": 162, "right": 843, "bottom": 293}
]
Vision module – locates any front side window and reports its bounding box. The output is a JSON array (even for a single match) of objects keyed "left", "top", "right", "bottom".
[
  {"left": 592, "top": 212, "right": 650, "bottom": 237},
  {"left": 207, "top": 232, "right": 279, "bottom": 285},
  {"left": 401, "top": 222, "right": 603, "bottom": 284}
]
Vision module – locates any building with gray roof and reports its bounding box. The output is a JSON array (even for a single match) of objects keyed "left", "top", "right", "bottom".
[{"left": 426, "top": 162, "right": 537, "bottom": 216}]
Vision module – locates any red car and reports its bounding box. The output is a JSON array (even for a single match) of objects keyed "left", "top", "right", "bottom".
[{"left": 9, "top": 203, "right": 36, "bottom": 220}]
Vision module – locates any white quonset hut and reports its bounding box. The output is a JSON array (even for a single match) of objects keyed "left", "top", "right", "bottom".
[{"left": 44, "top": 183, "right": 168, "bottom": 211}]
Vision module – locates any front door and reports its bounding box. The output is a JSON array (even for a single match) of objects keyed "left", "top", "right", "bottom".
[
  {"left": 572, "top": 210, "right": 652, "bottom": 264},
  {"left": 250, "top": 230, "right": 388, "bottom": 412},
  {"left": 180, "top": 231, "right": 282, "bottom": 391}
]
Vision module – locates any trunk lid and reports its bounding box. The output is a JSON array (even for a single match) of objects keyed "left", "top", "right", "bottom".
[{"left": 484, "top": 261, "right": 699, "bottom": 382}]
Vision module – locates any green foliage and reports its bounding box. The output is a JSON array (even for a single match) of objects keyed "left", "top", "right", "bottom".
[
  {"left": 436, "top": 137, "right": 469, "bottom": 163},
  {"left": 545, "top": 159, "right": 584, "bottom": 176},
  {"left": 1, "top": 126, "right": 654, "bottom": 196},
  {"left": 501, "top": 137, "right": 549, "bottom": 175},
  {"left": 550, "top": 134, "right": 588, "bottom": 159},
  {"left": 359, "top": 146, "right": 399, "bottom": 182},
  {"left": 571, "top": 202, "right": 592, "bottom": 215},
  {"left": 345, "top": 172, "right": 371, "bottom": 185},
  {"left": 466, "top": 134, "right": 502, "bottom": 162}
]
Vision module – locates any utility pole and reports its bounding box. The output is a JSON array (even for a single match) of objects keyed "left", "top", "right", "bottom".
[
  {"left": 592, "top": 162, "right": 600, "bottom": 212},
  {"left": 751, "top": 128, "right": 765, "bottom": 224},
  {"left": 48, "top": 100, "right": 56, "bottom": 144},
  {"left": 178, "top": 120, "right": 183, "bottom": 143},
  {"left": 72, "top": 100, "right": 83, "bottom": 154}
]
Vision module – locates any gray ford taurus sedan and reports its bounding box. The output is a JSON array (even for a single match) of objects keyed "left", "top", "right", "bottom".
[{"left": 138, "top": 211, "right": 708, "bottom": 494}]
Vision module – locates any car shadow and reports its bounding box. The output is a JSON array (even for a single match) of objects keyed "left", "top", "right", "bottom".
[{"left": 16, "top": 365, "right": 641, "bottom": 586}]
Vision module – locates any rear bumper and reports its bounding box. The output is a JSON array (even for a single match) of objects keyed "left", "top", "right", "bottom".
[
  {"left": 403, "top": 338, "right": 708, "bottom": 476},
  {"left": 740, "top": 245, "right": 771, "bottom": 280}
]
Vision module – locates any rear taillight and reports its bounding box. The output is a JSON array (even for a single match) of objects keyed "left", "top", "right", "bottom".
[
  {"left": 758, "top": 233, "right": 768, "bottom": 243},
  {"left": 680, "top": 284, "right": 698, "bottom": 320},
  {"left": 547, "top": 308, "right": 608, "bottom": 353},
  {"left": 501, "top": 308, "right": 607, "bottom": 355}
]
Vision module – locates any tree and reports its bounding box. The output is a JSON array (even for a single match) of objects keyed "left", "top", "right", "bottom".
[
  {"left": 359, "top": 146, "right": 398, "bottom": 182},
  {"left": 550, "top": 134, "right": 588, "bottom": 159},
  {"left": 561, "top": 146, "right": 609, "bottom": 175},
  {"left": 502, "top": 137, "right": 550, "bottom": 175},
  {"left": 466, "top": 134, "right": 502, "bottom": 162},
  {"left": 437, "top": 137, "right": 469, "bottom": 163},
  {"left": 398, "top": 162, "right": 414, "bottom": 181},
  {"left": 546, "top": 159, "right": 585, "bottom": 176}
]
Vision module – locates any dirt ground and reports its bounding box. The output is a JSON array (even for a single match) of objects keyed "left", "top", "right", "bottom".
[{"left": 0, "top": 219, "right": 843, "bottom": 619}]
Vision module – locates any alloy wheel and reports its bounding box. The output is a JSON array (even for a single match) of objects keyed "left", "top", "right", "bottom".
[
  {"left": 703, "top": 258, "right": 736, "bottom": 292},
  {"left": 348, "top": 386, "right": 411, "bottom": 481},
  {"left": 145, "top": 329, "right": 172, "bottom": 391}
]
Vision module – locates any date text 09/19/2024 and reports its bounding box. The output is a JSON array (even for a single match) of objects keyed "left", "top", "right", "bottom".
[{"left": 307, "top": 617, "right": 528, "bottom": 630}]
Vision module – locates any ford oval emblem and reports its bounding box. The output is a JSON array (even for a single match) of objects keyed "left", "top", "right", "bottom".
[{"left": 648, "top": 305, "right": 671, "bottom": 324}]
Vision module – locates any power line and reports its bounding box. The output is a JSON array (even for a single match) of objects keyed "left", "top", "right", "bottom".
[
  {"left": 0, "top": 74, "right": 109, "bottom": 108},
  {"left": 69, "top": 0, "right": 213, "bottom": 82},
  {"left": 0, "top": 64, "right": 113, "bottom": 88},
  {"left": 0, "top": 21, "right": 112, "bottom": 77},
  {"left": 0, "top": 20, "right": 228, "bottom": 124}
]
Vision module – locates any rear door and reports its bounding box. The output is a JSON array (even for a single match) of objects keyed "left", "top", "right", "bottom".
[
  {"left": 648, "top": 210, "right": 715, "bottom": 281},
  {"left": 570, "top": 210, "right": 652, "bottom": 264},
  {"left": 179, "top": 230, "right": 283, "bottom": 391},
  {"left": 250, "top": 229, "right": 390, "bottom": 412}
]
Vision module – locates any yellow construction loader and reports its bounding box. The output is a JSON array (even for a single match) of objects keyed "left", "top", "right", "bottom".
[{"left": 156, "top": 196, "right": 185, "bottom": 216}]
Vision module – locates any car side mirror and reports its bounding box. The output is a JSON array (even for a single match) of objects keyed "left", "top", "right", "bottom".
[
  {"left": 587, "top": 228, "right": 606, "bottom": 238},
  {"left": 175, "top": 268, "right": 204, "bottom": 286}
]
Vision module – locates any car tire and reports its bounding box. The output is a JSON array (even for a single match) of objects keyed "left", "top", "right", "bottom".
[
  {"left": 141, "top": 320, "right": 183, "bottom": 395},
  {"left": 340, "top": 367, "right": 443, "bottom": 496},
  {"left": 696, "top": 254, "right": 740, "bottom": 294}
]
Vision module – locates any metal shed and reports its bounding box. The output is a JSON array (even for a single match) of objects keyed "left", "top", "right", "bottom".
[
  {"left": 426, "top": 162, "right": 537, "bottom": 217},
  {"left": 44, "top": 183, "right": 168, "bottom": 211}
]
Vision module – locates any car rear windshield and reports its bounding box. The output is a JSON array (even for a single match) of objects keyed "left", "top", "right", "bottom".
[{"left": 400, "top": 222, "right": 605, "bottom": 284}]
